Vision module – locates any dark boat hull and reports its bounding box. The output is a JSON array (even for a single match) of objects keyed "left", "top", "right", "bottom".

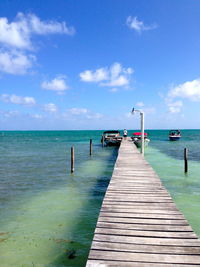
[
  {"left": 104, "top": 137, "right": 122, "bottom": 146},
  {"left": 169, "top": 136, "right": 181, "bottom": 141}
]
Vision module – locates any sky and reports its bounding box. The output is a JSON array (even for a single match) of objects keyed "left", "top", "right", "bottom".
[{"left": 1, "top": 0, "right": 200, "bottom": 130}]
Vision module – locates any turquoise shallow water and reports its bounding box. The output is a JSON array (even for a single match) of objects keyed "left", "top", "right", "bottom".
[
  {"left": 0, "top": 130, "right": 200, "bottom": 266},
  {"left": 0, "top": 131, "right": 118, "bottom": 266},
  {"left": 145, "top": 130, "right": 200, "bottom": 238}
]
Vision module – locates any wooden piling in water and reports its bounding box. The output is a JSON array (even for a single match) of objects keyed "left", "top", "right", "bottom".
[
  {"left": 90, "top": 139, "right": 92, "bottom": 156},
  {"left": 71, "top": 146, "right": 74, "bottom": 173},
  {"left": 184, "top": 148, "right": 188, "bottom": 173},
  {"left": 102, "top": 135, "right": 104, "bottom": 147}
]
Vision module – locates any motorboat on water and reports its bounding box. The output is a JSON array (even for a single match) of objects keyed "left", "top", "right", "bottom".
[
  {"left": 169, "top": 130, "right": 181, "bottom": 141},
  {"left": 101, "top": 130, "right": 123, "bottom": 146},
  {"left": 131, "top": 132, "right": 150, "bottom": 148}
]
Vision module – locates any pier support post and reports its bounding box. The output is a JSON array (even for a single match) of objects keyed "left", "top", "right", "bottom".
[
  {"left": 184, "top": 148, "right": 188, "bottom": 173},
  {"left": 131, "top": 108, "right": 145, "bottom": 155},
  {"left": 90, "top": 139, "right": 92, "bottom": 155},
  {"left": 102, "top": 135, "right": 104, "bottom": 147},
  {"left": 71, "top": 146, "right": 74, "bottom": 173},
  {"left": 140, "top": 112, "right": 144, "bottom": 155}
]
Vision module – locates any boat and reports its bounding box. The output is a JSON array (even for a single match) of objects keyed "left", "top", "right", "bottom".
[
  {"left": 169, "top": 130, "right": 181, "bottom": 141},
  {"left": 131, "top": 132, "right": 150, "bottom": 148},
  {"left": 101, "top": 130, "right": 123, "bottom": 146}
]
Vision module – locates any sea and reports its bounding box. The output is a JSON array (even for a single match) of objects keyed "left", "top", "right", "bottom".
[{"left": 0, "top": 130, "right": 200, "bottom": 267}]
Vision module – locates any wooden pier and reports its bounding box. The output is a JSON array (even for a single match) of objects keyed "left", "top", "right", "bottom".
[{"left": 86, "top": 138, "right": 200, "bottom": 266}]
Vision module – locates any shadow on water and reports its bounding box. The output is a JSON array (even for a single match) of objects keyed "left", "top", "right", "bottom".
[
  {"left": 150, "top": 140, "right": 200, "bottom": 162},
  {"left": 50, "top": 146, "right": 119, "bottom": 267}
]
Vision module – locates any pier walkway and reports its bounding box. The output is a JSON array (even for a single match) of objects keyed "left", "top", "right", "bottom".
[{"left": 86, "top": 138, "right": 200, "bottom": 266}]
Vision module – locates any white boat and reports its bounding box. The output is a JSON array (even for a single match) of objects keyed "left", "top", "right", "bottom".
[
  {"left": 169, "top": 130, "right": 181, "bottom": 141},
  {"left": 101, "top": 131, "right": 123, "bottom": 146},
  {"left": 131, "top": 132, "right": 150, "bottom": 148}
]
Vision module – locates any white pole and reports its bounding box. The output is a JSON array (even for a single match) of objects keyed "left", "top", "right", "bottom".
[{"left": 140, "top": 112, "right": 144, "bottom": 155}]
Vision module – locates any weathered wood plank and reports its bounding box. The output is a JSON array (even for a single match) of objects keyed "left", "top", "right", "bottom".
[
  {"left": 96, "top": 221, "right": 193, "bottom": 231},
  {"left": 106, "top": 191, "right": 170, "bottom": 195},
  {"left": 101, "top": 207, "right": 183, "bottom": 215},
  {"left": 93, "top": 233, "right": 200, "bottom": 246},
  {"left": 105, "top": 194, "right": 172, "bottom": 199},
  {"left": 99, "top": 211, "right": 185, "bottom": 220},
  {"left": 104, "top": 198, "right": 174, "bottom": 203},
  {"left": 87, "top": 260, "right": 200, "bottom": 267},
  {"left": 91, "top": 240, "right": 200, "bottom": 255},
  {"left": 88, "top": 250, "right": 200, "bottom": 264},
  {"left": 102, "top": 201, "right": 177, "bottom": 207},
  {"left": 98, "top": 216, "right": 189, "bottom": 225},
  {"left": 95, "top": 227, "right": 197, "bottom": 238}
]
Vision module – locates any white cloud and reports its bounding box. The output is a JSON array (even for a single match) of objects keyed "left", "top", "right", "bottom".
[
  {"left": 1, "top": 110, "right": 20, "bottom": 118},
  {"left": 109, "top": 88, "right": 118, "bottom": 93},
  {"left": 1, "top": 94, "right": 36, "bottom": 106},
  {"left": 28, "top": 13, "right": 75, "bottom": 36},
  {"left": 80, "top": 68, "right": 108, "bottom": 82},
  {"left": 0, "top": 15, "right": 30, "bottom": 49},
  {"left": 66, "top": 107, "right": 103, "bottom": 119},
  {"left": 165, "top": 78, "right": 200, "bottom": 113},
  {"left": 68, "top": 108, "right": 88, "bottom": 115},
  {"left": 167, "top": 100, "right": 183, "bottom": 113},
  {"left": 136, "top": 101, "right": 144, "bottom": 107},
  {"left": 43, "top": 103, "right": 58, "bottom": 112},
  {"left": 126, "top": 16, "right": 157, "bottom": 33},
  {"left": 0, "top": 50, "right": 35, "bottom": 74},
  {"left": 0, "top": 12, "right": 75, "bottom": 50},
  {"left": 168, "top": 79, "right": 200, "bottom": 101},
  {"left": 143, "top": 107, "right": 156, "bottom": 114},
  {"left": 41, "top": 76, "right": 68, "bottom": 93},
  {"left": 31, "top": 113, "right": 43, "bottom": 119},
  {"left": 0, "top": 13, "right": 74, "bottom": 75},
  {"left": 86, "top": 113, "right": 103, "bottom": 119},
  {"left": 124, "top": 112, "right": 132, "bottom": 118},
  {"left": 80, "top": 62, "right": 133, "bottom": 87},
  {"left": 104, "top": 75, "right": 128, "bottom": 87}
]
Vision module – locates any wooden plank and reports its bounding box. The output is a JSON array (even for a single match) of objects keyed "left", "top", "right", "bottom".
[
  {"left": 105, "top": 188, "right": 168, "bottom": 193},
  {"left": 102, "top": 201, "right": 177, "bottom": 207},
  {"left": 99, "top": 212, "right": 185, "bottom": 220},
  {"left": 98, "top": 216, "right": 189, "bottom": 225},
  {"left": 87, "top": 260, "right": 200, "bottom": 267},
  {"left": 88, "top": 250, "right": 200, "bottom": 264},
  {"left": 95, "top": 227, "right": 197, "bottom": 238},
  {"left": 93, "top": 233, "right": 200, "bottom": 246},
  {"left": 104, "top": 198, "right": 174, "bottom": 203},
  {"left": 103, "top": 205, "right": 184, "bottom": 217},
  {"left": 96, "top": 221, "right": 193, "bottom": 232},
  {"left": 91, "top": 240, "right": 200, "bottom": 255},
  {"left": 101, "top": 207, "right": 183, "bottom": 215},
  {"left": 105, "top": 194, "right": 172, "bottom": 199},
  {"left": 106, "top": 192, "right": 169, "bottom": 195},
  {"left": 106, "top": 191, "right": 169, "bottom": 194}
]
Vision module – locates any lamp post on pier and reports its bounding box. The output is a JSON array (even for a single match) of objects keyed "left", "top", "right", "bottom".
[{"left": 131, "top": 108, "right": 145, "bottom": 155}]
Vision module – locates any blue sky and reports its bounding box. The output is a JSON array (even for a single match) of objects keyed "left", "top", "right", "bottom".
[{"left": 1, "top": 0, "right": 200, "bottom": 130}]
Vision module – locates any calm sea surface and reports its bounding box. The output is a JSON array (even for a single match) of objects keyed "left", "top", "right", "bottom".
[{"left": 0, "top": 130, "right": 200, "bottom": 266}]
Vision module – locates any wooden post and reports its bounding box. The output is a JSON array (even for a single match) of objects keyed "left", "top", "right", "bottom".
[
  {"left": 184, "top": 148, "right": 188, "bottom": 173},
  {"left": 140, "top": 112, "right": 144, "bottom": 155},
  {"left": 71, "top": 146, "right": 74, "bottom": 173},
  {"left": 90, "top": 139, "right": 92, "bottom": 155},
  {"left": 102, "top": 135, "right": 104, "bottom": 147}
]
